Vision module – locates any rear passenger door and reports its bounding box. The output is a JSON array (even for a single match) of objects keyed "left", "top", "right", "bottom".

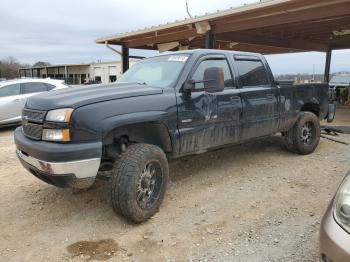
[{"left": 233, "top": 55, "right": 279, "bottom": 140}]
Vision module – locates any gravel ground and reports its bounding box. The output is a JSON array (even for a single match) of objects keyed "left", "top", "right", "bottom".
[{"left": 0, "top": 109, "right": 349, "bottom": 262}]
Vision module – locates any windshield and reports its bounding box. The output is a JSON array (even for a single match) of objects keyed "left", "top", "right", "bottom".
[{"left": 118, "top": 54, "right": 189, "bottom": 88}]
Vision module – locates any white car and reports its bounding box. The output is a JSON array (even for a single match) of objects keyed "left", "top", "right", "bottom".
[{"left": 0, "top": 79, "right": 69, "bottom": 126}]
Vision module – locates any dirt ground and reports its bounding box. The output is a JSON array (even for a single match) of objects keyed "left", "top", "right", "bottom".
[{"left": 1, "top": 109, "right": 350, "bottom": 262}]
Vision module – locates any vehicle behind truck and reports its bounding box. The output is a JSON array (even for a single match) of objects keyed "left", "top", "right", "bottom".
[{"left": 15, "top": 49, "right": 335, "bottom": 223}]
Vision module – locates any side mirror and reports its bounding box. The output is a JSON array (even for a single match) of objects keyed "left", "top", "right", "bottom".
[
  {"left": 203, "top": 67, "right": 224, "bottom": 93},
  {"left": 183, "top": 67, "right": 225, "bottom": 93}
]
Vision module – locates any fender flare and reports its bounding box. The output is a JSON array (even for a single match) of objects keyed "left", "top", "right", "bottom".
[{"left": 101, "top": 111, "right": 173, "bottom": 152}]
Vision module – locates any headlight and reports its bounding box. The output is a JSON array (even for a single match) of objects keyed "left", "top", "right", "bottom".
[
  {"left": 46, "top": 108, "right": 74, "bottom": 122},
  {"left": 334, "top": 175, "right": 350, "bottom": 233},
  {"left": 42, "top": 129, "right": 70, "bottom": 142}
]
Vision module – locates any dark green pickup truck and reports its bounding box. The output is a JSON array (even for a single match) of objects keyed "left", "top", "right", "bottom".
[{"left": 15, "top": 49, "right": 335, "bottom": 222}]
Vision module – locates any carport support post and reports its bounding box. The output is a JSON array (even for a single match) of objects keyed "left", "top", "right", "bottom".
[
  {"left": 122, "top": 45, "right": 129, "bottom": 73},
  {"left": 64, "top": 66, "right": 68, "bottom": 83},
  {"left": 205, "top": 31, "right": 215, "bottom": 49},
  {"left": 324, "top": 49, "right": 332, "bottom": 83}
]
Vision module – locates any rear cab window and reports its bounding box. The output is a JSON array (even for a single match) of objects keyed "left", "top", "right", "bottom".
[{"left": 234, "top": 56, "right": 270, "bottom": 88}]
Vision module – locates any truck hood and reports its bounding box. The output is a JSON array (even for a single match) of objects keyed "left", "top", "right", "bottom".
[{"left": 26, "top": 83, "right": 163, "bottom": 111}]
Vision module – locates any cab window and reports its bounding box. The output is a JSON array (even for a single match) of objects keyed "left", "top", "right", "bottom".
[{"left": 235, "top": 59, "right": 269, "bottom": 87}]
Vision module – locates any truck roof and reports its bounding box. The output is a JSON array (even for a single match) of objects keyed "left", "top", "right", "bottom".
[{"left": 153, "top": 49, "right": 264, "bottom": 59}]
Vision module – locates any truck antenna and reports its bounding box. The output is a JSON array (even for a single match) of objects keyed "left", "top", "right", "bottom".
[{"left": 186, "top": 0, "right": 192, "bottom": 18}]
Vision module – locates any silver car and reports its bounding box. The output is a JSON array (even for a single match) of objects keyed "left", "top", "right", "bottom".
[
  {"left": 0, "top": 79, "right": 69, "bottom": 126},
  {"left": 320, "top": 172, "right": 350, "bottom": 262}
]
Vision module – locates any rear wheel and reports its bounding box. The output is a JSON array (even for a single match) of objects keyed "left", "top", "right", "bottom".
[
  {"left": 111, "top": 143, "right": 169, "bottom": 223},
  {"left": 283, "top": 112, "right": 320, "bottom": 155}
]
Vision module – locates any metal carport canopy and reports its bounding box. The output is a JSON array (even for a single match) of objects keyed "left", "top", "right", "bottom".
[{"left": 96, "top": 0, "right": 350, "bottom": 79}]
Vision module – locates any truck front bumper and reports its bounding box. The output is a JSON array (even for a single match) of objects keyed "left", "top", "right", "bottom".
[{"left": 14, "top": 127, "right": 102, "bottom": 188}]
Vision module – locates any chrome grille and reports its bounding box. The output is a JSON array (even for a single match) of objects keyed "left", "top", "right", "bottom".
[
  {"left": 22, "top": 123, "right": 42, "bottom": 140},
  {"left": 22, "top": 108, "right": 46, "bottom": 140},
  {"left": 22, "top": 109, "right": 46, "bottom": 123}
]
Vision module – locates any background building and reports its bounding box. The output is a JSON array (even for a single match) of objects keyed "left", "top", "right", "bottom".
[{"left": 18, "top": 60, "right": 137, "bottom": 85}]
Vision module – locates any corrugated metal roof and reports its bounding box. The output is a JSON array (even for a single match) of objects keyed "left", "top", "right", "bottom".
[
  {"left": 19, "top": 60, "right": 140, "bottom": 71},
  {"left": 19, "top": 63, "right": 91, "bottom": 70},
  {"left": 95, "top": 0, "right": 350, "bottom": 54},
  {"left": 95, "top": 0, "right": 287, "bottom": 43}
]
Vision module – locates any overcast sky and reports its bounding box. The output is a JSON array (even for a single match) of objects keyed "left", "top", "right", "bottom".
[{"left": 0, "top": 0, "right": 349, "bottom": 75}]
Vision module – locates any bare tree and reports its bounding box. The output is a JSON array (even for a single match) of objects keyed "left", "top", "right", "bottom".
[
  {"left": 0, "top": 57, "right": 19, "bottom": 79},
  {"left": 33, "top": 61, "right": 51, "bottom": 67},
  {"left": 0, "top": 57, "right": 22, "bottom": 79}
]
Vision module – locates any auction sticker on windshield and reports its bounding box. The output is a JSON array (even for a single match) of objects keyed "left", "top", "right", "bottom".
[{"left": 168, "top": 55, "right": 188, "bottom": 62}]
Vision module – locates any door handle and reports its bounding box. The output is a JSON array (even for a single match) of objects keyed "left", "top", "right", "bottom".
[
  {"left": 230, "top": 96, "right": 241, "bottom": 103},
  {"left": 266, "top": 94, "right": 274, "bottom": 100}
]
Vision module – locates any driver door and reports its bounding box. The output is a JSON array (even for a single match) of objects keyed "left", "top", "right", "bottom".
[{"left": 177, "top": 55, "right": 242, "bottom": 155}]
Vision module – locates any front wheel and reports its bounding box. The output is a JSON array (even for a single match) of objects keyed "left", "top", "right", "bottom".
[
  {"left": 283, "top": 112, "right": 320, "bottom": 155},
  {"left": 111, "top": 143, "right": 169, "bottom": 223}
]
